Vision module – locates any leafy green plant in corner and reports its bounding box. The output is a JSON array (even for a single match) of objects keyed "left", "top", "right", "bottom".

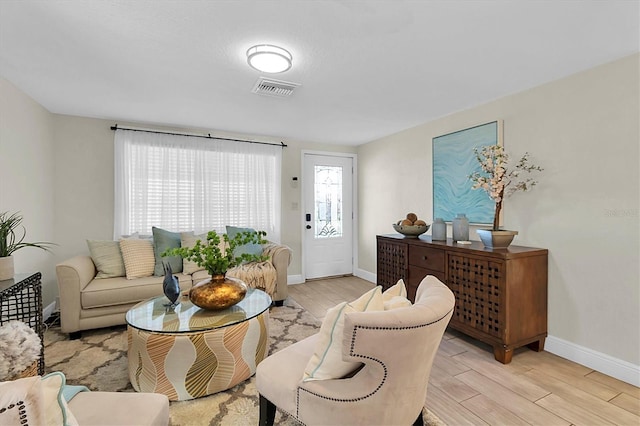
[
  {"left": 162, "top": 230, "right": 269, "bottom": 276},
  {"left": 0, "top": 211, "right": 56, "bottom": 257}
]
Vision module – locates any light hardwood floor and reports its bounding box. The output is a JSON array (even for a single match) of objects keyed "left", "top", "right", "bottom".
[{"left": 288, "top": 276, "right": 640, "bottom": 426}]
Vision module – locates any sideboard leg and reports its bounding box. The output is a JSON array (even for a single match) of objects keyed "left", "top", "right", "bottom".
[
  {"left": 527, "top": 337, "right": 546, "bottom": 352},
  {"left": 493, "top": 346, "right": 513, "bottom": 364}
]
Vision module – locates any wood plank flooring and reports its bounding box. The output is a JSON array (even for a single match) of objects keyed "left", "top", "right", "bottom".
[{"left": 287, "top": 276, "right": 640, "bottom": 426}]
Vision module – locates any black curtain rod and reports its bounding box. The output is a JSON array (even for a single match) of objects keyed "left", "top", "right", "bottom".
[{"left": 110, "top": 124, "right": 287, "bottom": 148}]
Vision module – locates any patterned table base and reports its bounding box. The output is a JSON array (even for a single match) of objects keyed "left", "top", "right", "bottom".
[{"left": 127, "top": 311, "right": 269, "bottom": 401}]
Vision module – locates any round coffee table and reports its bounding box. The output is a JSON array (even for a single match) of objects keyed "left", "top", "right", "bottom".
[{"left": 126, "top": 288, "right": 271, "bottom": 401}]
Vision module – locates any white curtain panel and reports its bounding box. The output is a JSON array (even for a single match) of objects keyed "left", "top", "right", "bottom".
[{"left": 114, "top": 129, "right": 282, "bottom": 242}]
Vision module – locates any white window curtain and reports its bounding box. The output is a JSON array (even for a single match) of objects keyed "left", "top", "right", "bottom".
[{"left": 114, "top": 129, "right": 282, "bottom": 242}]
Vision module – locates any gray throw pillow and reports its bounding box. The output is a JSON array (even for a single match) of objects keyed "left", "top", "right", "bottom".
[
  {"left": 226, "top": 226, "right": 263, "bottom": 258},
  {"left": 152, "top": 226, "right": 182, "bottom": 276}
]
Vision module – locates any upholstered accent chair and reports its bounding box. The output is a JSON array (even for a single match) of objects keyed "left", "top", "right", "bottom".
[{"left": 256, "top": 275, "right": 455, "bottom": 426}]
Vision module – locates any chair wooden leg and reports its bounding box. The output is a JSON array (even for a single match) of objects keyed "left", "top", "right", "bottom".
[
  {"left": 413, "top": 409, "right": 424, "bottom": 426},
  {"left": 259, "top": 394, "right": 276, "bottom": 426}
]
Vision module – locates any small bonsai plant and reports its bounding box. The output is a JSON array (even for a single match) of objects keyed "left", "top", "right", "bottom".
[
  {"left": 0, "top": 211, "right": 55, "bottom": 258},
  {"left": 162, "top": 230, "right": 268, "bottom": 276},
  {"left": 468, "top": 145, "right": 543, "bottom": 231}
]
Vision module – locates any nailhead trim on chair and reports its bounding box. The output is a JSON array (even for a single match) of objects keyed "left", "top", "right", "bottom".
[{"left": 295, "top": 308, "right": 454, "bottom": 420}]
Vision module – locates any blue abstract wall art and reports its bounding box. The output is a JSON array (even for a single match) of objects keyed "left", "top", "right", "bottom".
[{"left": 433, "top": 121, "right": 501, "bottom": 224}]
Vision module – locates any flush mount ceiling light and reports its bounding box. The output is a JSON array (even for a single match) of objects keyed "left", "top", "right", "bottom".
[{"left": 246, "top": 44, "right": 292, "bottom": 73}]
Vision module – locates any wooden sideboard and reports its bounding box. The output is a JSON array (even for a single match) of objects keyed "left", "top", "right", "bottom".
[{"left": 377, "top": 234, "right": 548, "bottom": 364}]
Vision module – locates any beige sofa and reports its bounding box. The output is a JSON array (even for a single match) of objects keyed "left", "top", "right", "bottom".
[{"left": 56, "top": 242, "right": 291, "bottom": 337}]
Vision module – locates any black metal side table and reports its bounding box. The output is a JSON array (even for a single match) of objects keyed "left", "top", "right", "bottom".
[{"left": 0, "top": 272, "right": 44, "bottom": 374}]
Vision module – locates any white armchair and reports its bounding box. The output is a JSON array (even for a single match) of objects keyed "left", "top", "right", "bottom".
[{"left": 256, "top": 275, "right": 455, "bottom": 426}]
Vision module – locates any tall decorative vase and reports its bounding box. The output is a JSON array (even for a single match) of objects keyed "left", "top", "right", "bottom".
[
  {"left": 431, "top": 218, "right": 447, "bottom": 241},
  {"left": 0, "top": 256, "right": 14, "bottom": 281},
  {"left": 189, "top": 274, "right": 247, "bottom": 310},
  {"left": 452, "top": 214, "right": 469, "bottom": 242}
]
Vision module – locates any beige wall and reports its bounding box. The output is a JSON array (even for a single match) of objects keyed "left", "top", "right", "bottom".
[
  {"left": 357, "top": 54, "right": 640, "bottom": 366},
  {"left": 52, "top": 116, "right": 115, "bottom": 265},
  {"left": 0, "top": 77, "right": 56, "bottom": 303},
  {"left": 51, "top": 116, "right": 356, "bottom": 278}
]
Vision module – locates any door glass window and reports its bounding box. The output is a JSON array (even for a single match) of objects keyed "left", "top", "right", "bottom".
[{"left": 314, "top": 165, "right": 343, "bottom": 238}]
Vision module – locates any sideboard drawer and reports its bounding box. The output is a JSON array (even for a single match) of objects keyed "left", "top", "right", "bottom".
[
  {"left": 407, "top": 265, "right": 446, "bottom": 302},
  {"left": 408, "top": 246, "right": 445, "bottom": 272}
]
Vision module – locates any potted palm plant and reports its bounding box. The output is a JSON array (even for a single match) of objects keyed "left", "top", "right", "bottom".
[
  {"left": 468, "top": 145, "right": 543, "bottom": 248},
  {"left": 163, "top": 229, "right": 268, "bottom": 310},
  {"left": 0, "top": 211, "right": 55, "bottom": 281}
]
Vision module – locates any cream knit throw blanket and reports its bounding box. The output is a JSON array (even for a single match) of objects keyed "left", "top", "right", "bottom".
[{"left": 227, "top": 261, "right": 277, "bottom": 296}]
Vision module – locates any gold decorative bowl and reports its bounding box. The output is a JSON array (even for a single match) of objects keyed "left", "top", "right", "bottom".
[{"left": 392, "top": 223, "right": 430, "bottom": 238}]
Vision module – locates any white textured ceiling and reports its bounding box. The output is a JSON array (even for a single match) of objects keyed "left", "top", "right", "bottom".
[{"left": 0, "top": 1, "right": 638, "bottom": 145}]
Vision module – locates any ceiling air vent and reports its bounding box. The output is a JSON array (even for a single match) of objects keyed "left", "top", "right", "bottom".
[{"left": 252, "top": 77, "right": 300, "bottom": 98}]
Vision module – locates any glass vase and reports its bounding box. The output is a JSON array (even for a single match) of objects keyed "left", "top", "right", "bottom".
[
  {"left": 452, "top": 213, "right": 469, "bottom": 242},
  {"left": 431, "top": 218, "right": 447, "bottom": 241}
]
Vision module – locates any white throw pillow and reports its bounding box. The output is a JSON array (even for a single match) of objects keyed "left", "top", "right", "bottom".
[
  {"left": 180, "top": 232, "right": 228, "bottom": 275},
  {"left": 180, "top": 232, "right": 207, "bottom": 275},
  {"left": 303, "top": 286, "right": 384, "bottom": 381},
  {"left": 41, "top": 372, "right": 79, "bottom": 426},
  {"left": 0, "top": 373, "right": 79, "bottom": 426},
  {"left": 0, "top": 376, "right": 45, "bottom": 426},
  {"left": 382, "top": 279, "right": 412, "bottom": 310},
  {"left": 119, "top": 239, "right": 155, "bottom": 279},
  {"left": 382, "top": 279, "right": 408, "bottom": 298}
]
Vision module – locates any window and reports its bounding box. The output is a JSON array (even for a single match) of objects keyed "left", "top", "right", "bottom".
[
  {"left": 114, "top": 129, "right": 281, "bottom": 241},
  {"left": 313, "top": 165, "right": 343, "bottom": 238}
]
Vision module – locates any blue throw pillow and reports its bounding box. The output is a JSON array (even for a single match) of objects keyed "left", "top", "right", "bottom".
[
  {"left": 226, "top": 226, "right": 263, "bottom": 258},
  {"left": 152, "top": 226, "right": 183, "bottom": 275}
]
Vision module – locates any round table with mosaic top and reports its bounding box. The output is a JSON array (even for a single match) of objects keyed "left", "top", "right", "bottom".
[{"left": 125, "top": 288, "right": 271, "bottom": 401}]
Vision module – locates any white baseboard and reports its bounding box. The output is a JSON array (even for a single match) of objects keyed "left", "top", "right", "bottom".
[
  {"left": 43, "top": 301, "right": 56, "bottom": 323},
  {"left": 288, "top": 270, "right": 376, "bottom": 286},
  {"left": 290, "top": 270, "right": 376, "bottom": 285},
  {"left": 287, "top": 274, "right": 304, "bottom": 285},
  {"left": 545, "top": 335, "right": 640, "bottom": 387},
  {"left": 354, "top": 268, "right": 376, "bottom": 284},
  {"left": 289, "top": 270, "right": 376, "bottom": 285}
]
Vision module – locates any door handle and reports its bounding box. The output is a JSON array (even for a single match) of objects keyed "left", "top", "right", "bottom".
[{"left": 306, "top": 225, "right": 312, "bottom": 229}]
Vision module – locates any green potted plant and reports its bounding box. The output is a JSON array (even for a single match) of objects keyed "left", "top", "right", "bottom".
[
  {"left": 468, "top": 145, "right": 543, "bottom": 248},
  {"left": 0, "top": 211, "right": 55, "bottom": 281},
  {"left": 163, "top": 229, "right": 268, "bottom": 310}
]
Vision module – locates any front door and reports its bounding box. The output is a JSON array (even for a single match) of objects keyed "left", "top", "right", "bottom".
[{"left": 303, "top": 154, "right": 353, "bottom": 279}]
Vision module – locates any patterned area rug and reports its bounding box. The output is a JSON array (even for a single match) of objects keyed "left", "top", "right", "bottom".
[{"left": 44, "top": 299, "right": 444, "bottom": 425}]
